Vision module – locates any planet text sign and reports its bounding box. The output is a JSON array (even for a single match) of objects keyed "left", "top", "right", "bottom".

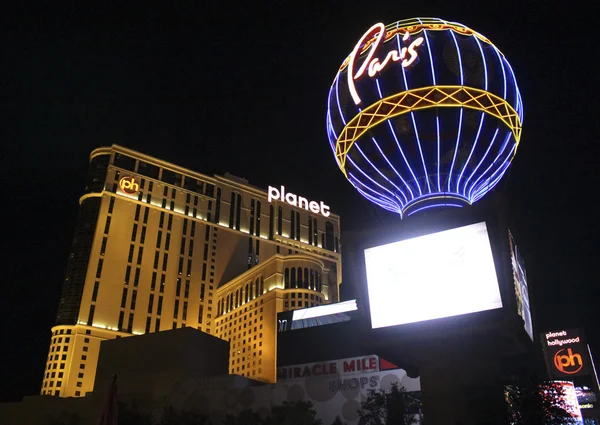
[
  {"left": 268, "top": 186, "right": 331, "bottom": 217},
  {"left": 542, "top": 329, "right": 591, "bottom": 378}
]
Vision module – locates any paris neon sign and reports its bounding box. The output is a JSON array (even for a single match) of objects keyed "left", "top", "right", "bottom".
[{"left": 347, "top": 22, "right": 424, "bottom": 105}]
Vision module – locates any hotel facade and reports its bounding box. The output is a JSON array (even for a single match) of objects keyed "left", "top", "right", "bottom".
[{"left": 41, "top": 145, "right": 342, "bottom": 398}]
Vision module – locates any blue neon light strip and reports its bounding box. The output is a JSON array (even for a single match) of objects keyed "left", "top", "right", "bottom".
[
  {"left": 374, "top": 79, "right": 415, "bottom": 199},
  {"left": 349, "top": 173, "right": 401, "bottom": 212},
  {"left": 407, "top": 203, "right": 463, "bottom": 217},
  {"left": 456, "top": 112, "right": 485, "bottom": 193},
  {"left": 447, "top": 30, "right": 464, "bottom": 192},
  {"left": 463, "top": 127, "right": 499, "bottom": 199},
  {"left": 396, "top": 29, "right": 430, "bottom": 194},
  {"left": 474, "top": 36, "right": 488, "bottom": 91},
  {"left": 471, "top": 144, "right": 515, "bottom": 201},
  {"left": 354, "top": 143, "right": 408, "bottom": 204},
  {"left": 370, "top": 137, "right": 411, "bottom": 202},
  {"left": 418, "top": 22, "right": 437, "bottom": 86},
  {"left": 347, "top": 155, "right": 403, "bottom": 206},
  {"left": 467, "top": 131, "right": 511, "bottom": 200}
]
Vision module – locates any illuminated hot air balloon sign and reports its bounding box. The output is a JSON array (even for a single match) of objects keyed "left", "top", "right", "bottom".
[{"left": 327, "top": 18, "right": 523, "bottom": 217}]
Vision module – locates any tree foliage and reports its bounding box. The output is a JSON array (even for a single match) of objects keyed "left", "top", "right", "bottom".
[
  {"left": 357, "top": 383, "right": 421, "bottom": 425},
  {"left": 505, "top": 381, "right": 577, "bottom": 425}
]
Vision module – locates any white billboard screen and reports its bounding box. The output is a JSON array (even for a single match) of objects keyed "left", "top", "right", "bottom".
[{"left": 364, "top": 222, "right": 502, "bottom": 329}]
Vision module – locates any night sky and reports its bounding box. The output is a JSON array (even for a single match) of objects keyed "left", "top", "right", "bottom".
[{"left": 3, "top": 2, "right": 599, "bottom": 402}]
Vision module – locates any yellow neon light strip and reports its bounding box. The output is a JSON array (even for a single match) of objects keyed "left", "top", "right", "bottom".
[{"left": 335, "top": 85, "right": 522, "bottom": 176}]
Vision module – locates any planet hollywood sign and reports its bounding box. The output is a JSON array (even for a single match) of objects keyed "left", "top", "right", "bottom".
[{"left": 268, "top": 185, "right": 331, "bottom": 217}]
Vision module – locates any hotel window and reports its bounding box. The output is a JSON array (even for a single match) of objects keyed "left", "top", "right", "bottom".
[
  {"left": 215, "top": 188, "right": 221, "bottom": 223},
  {"left": 163, "top": 187, "right": 168, "bottom": 197},
  {"left": 160, "top": 274, "right": 165, "bottom": 293},
  {"left": 183, "top": 302, "right": 188, "bottom": 321},
  {"left": 165, "top": 233, "right": 171, "bottom": 251},
  {"left": 148, "top": 294, "right": 154, "bottom": 314},
  {"left": 120, "top": 288, "right": 128, "bottom": 308},
  {"left": 187, "top": 259, "right": 192, "bottom": 277},
  {"left": 178, "top": 257, "right": 184, "bottom": 275},
  {"left": 235, "top": 194, "right": 242, "bottom": 230},
  {"left": 92, "top": 281, "right": 99, "bottom": 302},
  {"left": 87, "top": 305, "right": 95, "bottom": 325},
  {"left": 130, "top": 289, "right": 137, "bottom": 309},
  {"left": 137, "top": 247, "right": 144, "bottom": 265},
  {"left": 96, "top": 259, "right": 103, "bottom": 279},
  {"left": 325, "top": 221, "right": 334, "bottom": 250},
  {"left": 134, "top": 268, "right": 140, "bottom": 286},
  {"left": 159, "top": 212, "right": 165, "bottom": 228},
  {"left": 127, "top": 313, "right": 134, "bottom": 333},
  {"left": 128, "top": 245, "right": 134, "bottom": 263},
  {"left": 131, "top": 224, "right": 138, "bottom": 242},
  {"left": 173, "top": 302, "right": 179, "bottom": 319},
  {"left": 162, "top": 253, "right": 168, "bottom": 272},
  {"left": 168, "top": 215, "right": 173, "bottom": 231},
  {"left": 176, "top": 278, "right": 181, "bottom": 297},
  {"left": 108, "top": 197, "right": 115, "bottom": 214},
  {"left": 146, "top": 193, "right": 151, "bottom": 204},
  {"left": 155, "top": 318, "right": 161, "bottom": 332},
  {"left": 229, "top": 192, "right": 236, "bottom": 228},
  {"left": 256, "top": 201, "right": 261, "bottom": 236},
  {"left": 180, "top": 237, "right": 186, "bottom": 256},
  {"left": 188, "top": 239, "right": 194, "bottom": 257},
  {"left": 118, "top": 311, "right": 124, "bottom": 330},
  {"left": 249, "top": 200, "right": 255, "bottom": 235},
  {"left": 185, "top": 280, "right": 190, "bottom": 298},
  {"left": 135, "top": 204, "right": 141, "bottom": 221},
  {"left": 140, "top": 227, "right": 146, "bottom": 244},
  {"left": 145, "top": 317, "right": 151, "bottom": 333},
  {"left": 269, "top": 205, "right": 274, "bottom": 239},
  {"left": 143, "top": 207, "right": 149, "bottom": 224},
  {"left": 113, "top": 153, "right": 136, "bottom": 171},
  {"left": 151, "top": 272, "right": 157, "bottom": 291},
  {"left": 161, "top": 169, "right": 182, "bottom": 187},
  {"left": 100, "top": 237, "right": 107, "bottom": 256},
  {"left": 284, "top": 269, "right": 290, "bottom": 289},
  {"left": 156, "top": 231, "right": 162, "bottom": 249},
  {"left": 191, "top": 221, "right": 196, "bottom": 237},
  {"left": 157, "top": 297, "right": 163, "bottom": 315},
  {"left": 171, "top": 188, "right": 176, "bottom": 199},
  {"left": 104, "top": 217, "right": 111, "bottom": 235},
  {"left": 125, "top": 265, "right": 131, "bottom": 284}
]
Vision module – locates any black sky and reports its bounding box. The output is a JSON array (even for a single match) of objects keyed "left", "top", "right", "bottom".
[{"left": 2, "top": 1, "right": 600, "bottom": 401}]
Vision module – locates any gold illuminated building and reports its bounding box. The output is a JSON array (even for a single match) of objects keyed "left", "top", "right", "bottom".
[{"left": 41, "top": 145, "right": 342, "bottom": 398}]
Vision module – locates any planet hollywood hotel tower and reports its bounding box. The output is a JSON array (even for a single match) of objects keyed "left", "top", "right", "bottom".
[{"left": 42, "top": 145, "right": 341, "bottom": 398}]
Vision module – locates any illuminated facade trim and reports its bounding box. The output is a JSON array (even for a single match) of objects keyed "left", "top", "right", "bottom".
[
  {"left": 335, "top": 85, "right": 522, "bottom": 175},
  {"left": 42, "top": 145, "right": 342, "bottom": 397}
]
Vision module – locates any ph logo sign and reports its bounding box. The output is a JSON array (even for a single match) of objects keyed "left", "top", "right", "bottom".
[
  {"left": 119, "top": 177, "right": 139, "bottom": 194},
  {"left": 554, "top": 348, "right": 583, "bottom": 375}
]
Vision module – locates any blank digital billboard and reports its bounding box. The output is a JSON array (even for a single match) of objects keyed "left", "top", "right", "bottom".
[{"left": 364, "top": 222, "right": 502, "bottom": 329}]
